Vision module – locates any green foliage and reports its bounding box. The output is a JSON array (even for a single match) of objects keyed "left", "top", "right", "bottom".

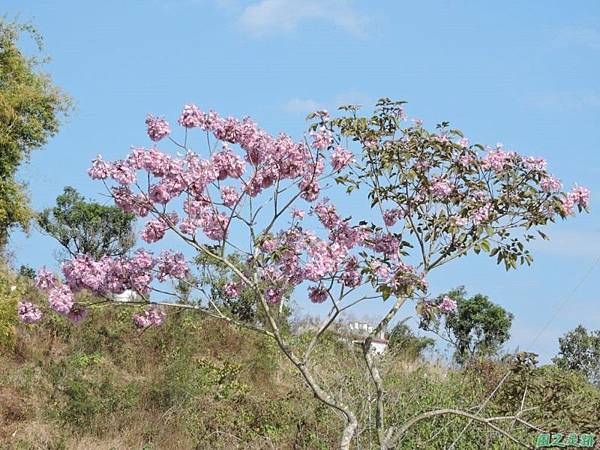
[
  {"left": 326, "top": 98, "right": 573, "bottom": 273},
  {"left": 0, "top": 18, "right": 71, "bottom": 246},
  {"left": 497, "top": 363, "right": 600, "bottom": 433},
  {"left": 422, "top": 287, "right": 513, "bottom": 364},
  {"left": 37, "top": 186, "right": 136, "bottom": 259},
  {"left": 0, "top": 261, "right": 39, "bottom": 351},
  {"left": 387, "top": 320, "right": 434, "bottom": 361},
  {"left": 2, "top": 306, "right": 600, "bottom": 449},
  {"left": 194, "top": 251, "right": 293, "bottom": 329},
  {"left": 553, "top": 325, "right": 600, "bottom": 387}
]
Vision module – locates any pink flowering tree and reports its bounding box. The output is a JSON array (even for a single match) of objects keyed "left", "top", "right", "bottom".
[{"left": 19, "top": 99, "right": 589, "bottom": 449}]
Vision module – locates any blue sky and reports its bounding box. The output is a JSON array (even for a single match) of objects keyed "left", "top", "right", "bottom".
[{"left": 4, "top": 0, "right": 600, "bottom": 362}]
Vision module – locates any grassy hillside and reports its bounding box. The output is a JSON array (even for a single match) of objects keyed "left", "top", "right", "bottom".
[{"left": 1, "top": 269, "right": 599, "bottom": 449}]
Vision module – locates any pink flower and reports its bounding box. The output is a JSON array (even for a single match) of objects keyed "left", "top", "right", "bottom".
[
  {"left": 540, "top": 176, "right": 562, "bottom": 193},
  {"left": 368, "top": 232, "right": 400, "bottom": 258},
  {"left": 133, "top": 307, "right": 165, "bottom": 329},
  {"left": 561, "top": 186, "right": 590, "bottom": 214},
  {"left": 18, "top": 301, "right": 42, "bottom": 324},
  {"left": 291, "top": 208, "right": 305, "bottom": 220},
  {"left": 458, "top": 138, "right": 470, "bottom": 148},
  {"left": 313, "top": 198, "right": 341, "bottom": 230},
  {"left": 300, "top": 179, "right": 320, "bottom": 202},
  {"left": 308, "top": 286, "right": 328, "bottom": 303},
  {"left": 220, "top": 186, "right": 240, "bottom": 208},
  {"left": 471, "top": 203, "right": 493, "bottom": 226},
  {"left": 481, "top": 145, "right": 517, "bottom": 172},
  {"left": 145, "top": 115, "right": 171, "bottom": 142},
  {"left": 110, "top": 160, "right": 137, "bottom": 185},
  {"left": 310, "top": 127, "right": 333, "bottom": 150},
  {"left": 201, "top": 211, "right": 229, "bottom": 241},
  {"left": 223, "top": 282, "right": 240, "bottom": 298},
  {"left": 212, "top": 147, "right": 246, "bottom": 180},
  {"left": 264, "top": 288, "right": 282, "bottom": 305},
  {"left": 570, "top": 186, "right": 591, "bottom": 209},
  {"left": 141, "top": 213, "right": 177, "bottom": 243},
  {"left": 439, "top": 295, "right": 457, "bottom": 313},
  {"left": 383, "top": 209, "right": 402, "bottom": 227},
  {"left": 88, "top": 155, "right": 112, "bottom": 180},
  {"left": 157, "top": 250, "right": 188, "bottom": 282},
  {"left": 35, "top": 267, "right": 57, "bottom": 290},
  {"left": 48, "top": 284, "right": 74, "bottom": 315},
  {"left": 178, "top": 104, "right": 205, "bottom": 128},
  {"left": 449, "top": 215, "right": 468, "bottom": 227},
  {"left": 430, "top": 178, "right": 453, "bottom": 198},
  {"left": 260, "top": 237, "right": 278, "bottom": 253},
  {"left": 523, "top": 156, "right": 547, "bottom": 171},
  {"left": 331, "top": 146, "right": 354, "bottom": 171}
]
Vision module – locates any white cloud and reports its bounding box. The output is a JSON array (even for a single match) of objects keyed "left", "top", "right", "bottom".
[
  {"left": 283, "top": 90, "right": 371, "bottom": 115},
  {"left": 556, "top": 26, "right": 600, "bottom": 51},
  {"left": 237, "top": 0, "right": 368, "bottom": 37}
]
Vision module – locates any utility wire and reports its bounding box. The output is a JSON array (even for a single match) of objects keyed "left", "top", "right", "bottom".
[{"left": 447, "top": 253, "right": 600, "bottom": 449}]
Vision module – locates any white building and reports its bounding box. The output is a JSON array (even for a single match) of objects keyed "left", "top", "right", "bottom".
[{"left": 111, "top": 289, "right": 140, "bottom": 302}]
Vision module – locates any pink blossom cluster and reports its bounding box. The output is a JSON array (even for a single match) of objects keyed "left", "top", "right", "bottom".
[
  {"left": 60, "top": 249, "right": 184, "bottom": 297},
  {"left": 313, "top": 198, "right": 342, "bottom": 230},
  {"left": 18, "top": 301, "right": 43, "bottom": 324},
  {"left": 383, "top": 208, "right": 403, "bottom": 227},
  {"left": 367, "top": 232, "right": 400, "bottom": 258},
  {"left": 561, "top": 186, "right": 591, "bottom": 215},
  {"left": 141, "top": 214, "right": 177, "bottom": 243},
  {"left": 481, "top": 145, "right": 517, "bottom": 172},
  {"left": 223, "top": 282, "right": 240, "bottom": 298},
  {"left": 89, "top": 105, "right": 361, "bottom": 252},
  {"left": 384, "top": 261, "right": 427, "bottom": 295},
  {"left": 430, "top": 178, "right": 453, "bottom": 198},
  {"left": 523, "top": 156, "right": 547, "bottom": 171},
  {"left": 331, "top": 146, "right": 354, "bottom": 171},
  {"left": 35, "top": 267, "right": 57, "bottom": 290},
  {"left": 48, "top": 284, "right": 75, "bottom": 315},
  {"left": 308, "top": 286, "right": 328, "bottom": 303},
  {"left": 438, "top": 295, "right": 458, "bottom": 313},
  {"left": 310, "top": 127, "right": 333, "bottom": 150},
  {"left": 88, "top": 155, "right": 112, "bottom": 180},
  {"left": 132, "top": 308, "right": 165, "bottom": 329},
  {"left": 471, "top": 202, "right": 493, "bottom": 226},
  {"left": 178, "top": 104, "right": 205, "bottom": 128},
  {"left": 32, "top": 267, "right": 82, "bottom": 320},
  {"left": 212, "top": 146, "right": 245, "bottom": 180},
  {"left": 145, "top": 115, "right": 171, "bottom": 142},
  {"left": 220, "top": 186, "right": 240, "bottom": 207},
  {"left": 540, "top": 176, "right": 562, "bottom": 193},
  {"left": 340, "top": 257, "right": 361, "bottom": 288},
  {"left": 264, "top": 287, "right": 282, "bottom": 305},
  {"left": 157, "top": 250, "right": 189, "bottom": 282}
]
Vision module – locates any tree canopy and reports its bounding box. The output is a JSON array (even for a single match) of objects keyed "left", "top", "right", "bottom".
[
  {"left": 421, "top": 287, "right": 514, "bottom": 363},
  {"left": 37, "top": 186, "right": 136, "bottom": 260},
  {"left": 0, "top": 18, "right": 71, "bottom": 247},
  {"left": 553, "top": 325, "right": 600, "bottom": 387}
]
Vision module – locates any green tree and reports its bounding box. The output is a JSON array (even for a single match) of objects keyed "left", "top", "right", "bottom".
[
  {"left": 388, "top": 319, "right": 435, "bottom": 361},
  {"left": 422, "top": 287, "right": 514, "bottom": 363},
  {"left": 37, "top": 186, "right": 136, "bottom": 259},
  {"left": 0, "top": 18, "right": 71, "bottom": 247},
  {"left": 553, "top": 325, "right": 600, "bottom": 387}
]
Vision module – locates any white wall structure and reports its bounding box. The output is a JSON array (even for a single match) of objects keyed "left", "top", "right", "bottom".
[{"left": 111, "top": 289, "right": 140, "bottom": 302}]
